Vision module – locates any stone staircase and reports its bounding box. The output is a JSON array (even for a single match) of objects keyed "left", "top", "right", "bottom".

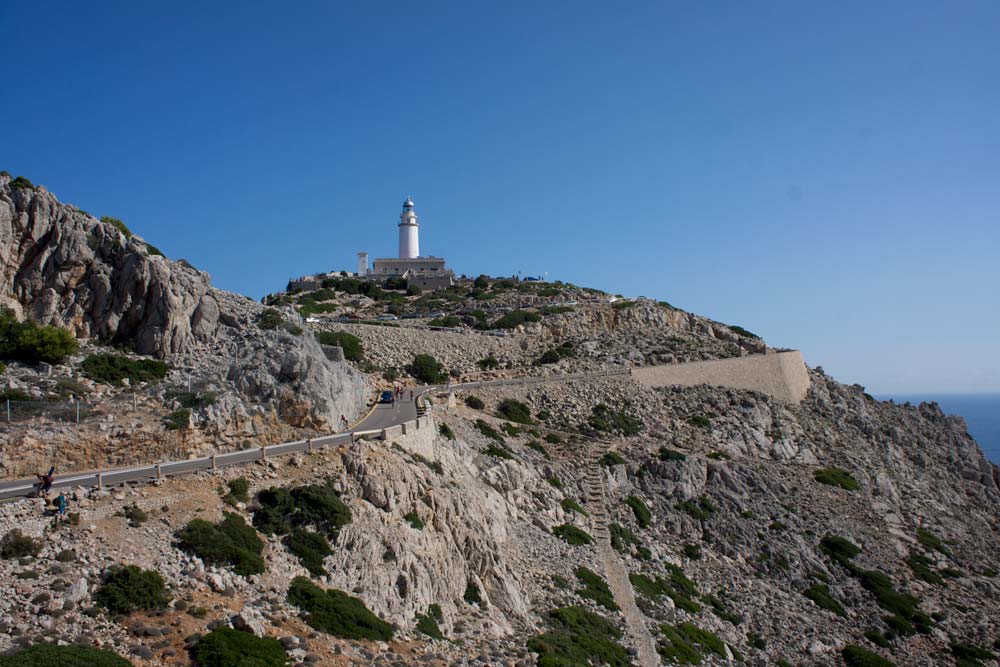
[{"left": 586, "top": 442, "right": 660, "bottom": 667}]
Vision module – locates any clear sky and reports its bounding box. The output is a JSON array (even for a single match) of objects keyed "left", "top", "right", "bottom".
[{"left": 2, "top": 1, "right": 998, "bottom": 394}]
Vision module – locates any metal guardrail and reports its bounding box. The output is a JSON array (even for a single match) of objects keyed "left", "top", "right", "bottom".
[{"left": 0, "top": 368, "right": 625, "bottom": 501}]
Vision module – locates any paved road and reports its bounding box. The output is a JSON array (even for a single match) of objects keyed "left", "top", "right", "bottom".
[{"left": 0, "top": 369, "right": 626, "bottom": 500}]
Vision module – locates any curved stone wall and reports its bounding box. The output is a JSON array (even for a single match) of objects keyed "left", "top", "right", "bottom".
[{"left": 631, "top": 350, "right": 811, "bottom": 403}]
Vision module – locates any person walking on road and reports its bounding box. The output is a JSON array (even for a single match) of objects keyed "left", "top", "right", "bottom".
[
  {"left": 409, "top": 389, "right": 414, "bottom": 402},
  {"left": 36, "top": 466, "right": 55, "bottom": 496},
  {"left": 340, "top": 414, "right": 349, "bottom": 430}
]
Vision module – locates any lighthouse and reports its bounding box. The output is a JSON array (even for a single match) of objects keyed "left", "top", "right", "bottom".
[{"left": 398, "top": 197, "right": 419, "bottom": 259}]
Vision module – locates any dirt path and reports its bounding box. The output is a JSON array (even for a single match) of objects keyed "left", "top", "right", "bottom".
[{"left": 585, "top": 444, "right": 660, "bottom": 667}]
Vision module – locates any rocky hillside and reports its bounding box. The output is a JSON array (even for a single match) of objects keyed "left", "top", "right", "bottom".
[
  {"left": 0, "top": 174, "right": 367, "bottom": 476},
  {"left": 1, "top": 174, "right": 998, "bottom": 667}
]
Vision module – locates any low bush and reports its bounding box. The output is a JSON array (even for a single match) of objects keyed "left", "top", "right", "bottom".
[
  {"left": 527, "top": 606, "right": 629, "bottom": 667},
  {"left": 527, "top": 440, "right": 551, "bottom": 459},
  {"left": 474, "top": 419, "right": 505, "bottom": 443},
  {"left": 0, "top": 309, "right": 78, "bottom": 365},
  {"left": 0, "top": 529, "right": 42, "bottom": 559},
  {"left": 599, "top": 451, "right": 626, "bottom": 466},
  {"left": 659, "top": 447, "right": 686, "bottom": 461},
  {"left": 81, "top": 353, "right": 168, "bottom": 386},
  {"left": 118, "top": 503, "right": 148, "bottom": 527},
  {"left": 287, "top": 576, "right": 393, "bottom": 640},
  {"left": 404, "top": 510, "right": 424, "bottom": 530},
  {"left": 164, "top": 408, "right": 190, "bottom": 430},
  {"left": 814, "top": 467, "right": 861, "bottom": 491},
  {"left": 819, "top": 535, "right": 862, "bottom": 566},
  {"left": 802, "top": 584, "right": 846, "bottom": 617},
  {"left": 438, "top": 422, "right": 455, "bottom": 440},
  {"left": 625, "top": 496, "right": 652, "bottom": 527},
  {"left": 702, "top": 593, "right": 742, "bottom": 625},
  {"left": 544, "top": 432, "right": 562, "bottom": 444},
  {"left": 100, "top": 216, "right": 132, "bottom": 238},
  {"left": 916, "top": 527, "right": 952, "bottom": 557},
  {"left": 253, "top": 480, "right": 351, "bottom": 538},
  {"left": 675, "top": 497, "right": 718, "bottom": 522},
  {"left": 258, "top": 308, "right": 284, "bottom": 330},
  {"left": 906, "top": 553, "right": 944, "bottom": 585},
  {"left": 464, "top": 582, "right": 482, "bottom": 605},
  {"left": 552, "top": 524, "right": 594, "bottom": 546},
  {"left": 8, "top": 175, "right": 36, "bottom": 190},
  {"left": 950, "top": 642, "right": 996, "bottom": 667},
  {"left": 561, "top": 498, "right": 587, "bottom": 516},
  {"left": 632, "top": 565, "right": 702, "bottom": 613},
  {"left": 227, "top": 477, "right": 250, "bottom": 503},
  {"left": 464, "top": 395, "right": 485, "bottom": 410},
  {"left": 178, "top": 513, "right": 265, "bottom": 576},
  {"left": 286, "top": 528, "right": 333, "bottom": 577},
  {"left": 588, "top": 404, "right": 643, "bottom": 436},
  {"left": 477, "top": 356, "right": 500, "bottom": 370},
  {"left": 841, "top": 645, "right": 896, "bottom": 667},
  {"left": 94, "top": 565, "right": 169, "bottom": 615},
  {"left": 493, "top": 310, "right": 542, "bottom": 329},
  {"left": 428, "top": 315, "right": 463, "bottom": 328},
  {"left": 415, "top": 605, "right": 444, "bottom": 640},
  {"left": 409, "top": 353, "right": 448, "bottom": 384},
  {"left": 683, "top": 544, "right": 702, "bottom": 560},
  {"left": 658, "top": 623, "right": 727, "bottom": 664},
  {"left": 192, "top": 627, "right": 288, "bottom": 667},
  {"left": 0, "top": 644, "right": 134, "bottom": 666},
  {"left": 687, "top": 415, "right": 711, "bottom": 429},
  {"left": 728, "top": 325, "right": 760, "bottom": 339},
  {"left": 610, "top": 523, "right": 640, "bottom": 554},
  {"left": 483, "top": 444, "right": 515, "bottom": 460},
  {"left": 575, "top": 566, "right": 618, "bottom": 611},
  {"left": 315, "top": 331, "right": 363, "bottom": 362},
  {"left": 496, "top": 398, "right": 532, "bottom": 424},
  {"left": 537, "top": 341, "right": 575, "bottom": 365}
]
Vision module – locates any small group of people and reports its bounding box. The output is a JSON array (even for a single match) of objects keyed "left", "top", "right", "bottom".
[
  {"left": 35, "top": 466, "right": 69, "bottom": 521},
  {"left": 392, "top": 386, "right": 414, "bottom": 402}
]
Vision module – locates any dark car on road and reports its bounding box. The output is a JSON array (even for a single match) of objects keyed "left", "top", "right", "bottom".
[{"left": 380, "top": 390, "right": 395, "bottom": 405}]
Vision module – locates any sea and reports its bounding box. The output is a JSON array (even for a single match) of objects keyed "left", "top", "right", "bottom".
[{"left": 879, "top": 393, "right": 1000, "bottom": 466}]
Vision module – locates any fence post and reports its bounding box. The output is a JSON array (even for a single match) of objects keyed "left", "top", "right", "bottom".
[
  {"left": 6, "top": 399, "right": 9, "bottom": 422},
  {"left": 156, "top": 464, "right": 162, "bottom": 480},
  {"left": 260, "top": 446, "right": 266, "bottom": 461},
  {"left": 97, "top": 472, "right": 103, "bottom": 490},
  {"left": 307, "top": 439, "right": 313, "bottom": 453},
  {"left": 76, "top": 400, "right": 80, "bottom": 425},
  {"left": 210, "top": 455, "right": 217, "bottom": 470}
]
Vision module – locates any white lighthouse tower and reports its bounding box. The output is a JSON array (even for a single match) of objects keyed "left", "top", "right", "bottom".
[{"left": 398, "top": 197, "right": 419, "bottom": 259}]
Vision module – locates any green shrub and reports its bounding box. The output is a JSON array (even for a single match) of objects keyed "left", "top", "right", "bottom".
[
  {"left": 659, "top": 623, "right": 727, "bottom": 664},
  {"left": 728, "top": 325, "right": 760, "bottom": 339},
  {"left": 438, "top": 422, "right": 455, "bottom": 440},
  {"left": 464, "top": 582, "right": 482, "bottom": 605},
  {"left": 118, "top": 504, "right": 148, "bottom": 527},
  {"left": 409, "top": 353, "right": 448, "bottom": 384},
  {"left": 659, "top": 447, "right": 686, "bottom": 461},
  {"left": 0, "top": 529, "right": 41, "bottom": 559},
  {"left": 625, "top": 496, "right": 652, "bottom": 527},
  {"left": 165, "top": 389, "right": 217, "bottom": 409},
  {"left": 93, "top": 565, "right": 169, "bottom": 615},
  {"left": 474, "top": 275, "right": 490, "bottom": 289},
  {"left": 178, "top": 513, "right": 265, "bottom": 576},
  {"left": 610, "top": 523, "right": 640, "bottom": 554},
  {"left": 100, "top": 216, "right": 131, "bottom": 238},
  {"left": 164, "top": 409, "right": 190, "bottom": 430},
  {"left": 527, "top": 606, "right": 629, "bottom": 667},
  {"left": 814, "top": 468, "right": 860, "bottom": 491},
  {"left": 9, "top": 175, "right": 36, "bottom": 190},
  {"left": 0, "top": 309, "right": 78, "bottom": 364},
  {"left": 192, "top": 627, "right": 288, "bottom": 667},
  {"left": 474, "top": 419, "right": 505, "bottom": 443},
  {"left": 561, "top": 498, "right": 587, "bottom": 516},
  {"left": 802, "top": 584, "right": 846, "bottom": 617},
  {"left": 315, "top": 331, "right": 363, "bottom": 361},
  {"left": 496, "top": 398, "right": 532, "bottom": 424},
  {"left": 588, "top": 404, "right": 643, "bottom": 436},
  {"left": 258, "top": 308, "right": 284, "bottom": 330},
  {"left": 0, "top": 361, "right": 5, "bottom": 374},
  {"left": 81, "top": 353, "right": 168, "bottom": 386},
  {"left": 599, "top": 451, "right": 626, "bottom": 466},
  {"left": 544, "top": 432, "right": 562, "bottom": 444},
  {"left": 916, "top": 527, "right": 952, "bottom": 557},
  {"left": 841, "top": 645, "right": 896, "bottom": 667},
  {"left": 527, "top": 440, "right": 551, "bottom": 459},
  {"left": 683, "top": 544, "right": 702, "bottom": 560},
  {"left": 493, "top": 310, "right": 542, "bottom": 329},
  {"left": 687, "top": 415, "right": 711, "bottom": 429},
  {"left": 819, "top": 535, "right": 862, "bottom": 566},
  {"left": 285, "top": 528, "right": 333, "bottom": 576},
  {"left": 702, "top": 593, "right": 742, "bottom": 625},
  {"left": 675, "top": 497, "right": 717, "bottom": 522},
  {"left": 906, "top": 553, "right": 944, "bottom": 585},
  {"left": 404, "top": 510, "right": 424, "bottom": 530},
  {"left": 552, "top": 524, "right": 594, "bottom": 546},
  {"left": 464, "top": 395, "right": 485, "bottom": 410},
  {"left": 416, "top": 607, "right": 444, "bottom": 639},
  {"left": 227, "top": 477, "right": 250, "bottom": 503},
  {"left": 707, "top": 451, "right": 730, "bottom": 461},
  {"left": 477, "top": 356, "right": 500, "bottom": 370},
  {"left": 0, "top": 644, "right": 134, "bottom": 666},
  {"left": 287, "top": 576, "right": 393, "bottom": 640},
  {"left": 253, "top": 481, "right": 351, "bottom": 538},
  {"left": 547, "top": 476, "right": 563, "bottom": 488},
  {"left": 145, "top": 243, "right": 165, "bottom": 257},
  {"left": 428, "top": 315, "right": 463, "bottom": 328},
  {"left": 575, "top": 566, "right": 618, "bottom": 611},
  {"left": 950, "top": 642, "right": 996, "bottom": 667}
]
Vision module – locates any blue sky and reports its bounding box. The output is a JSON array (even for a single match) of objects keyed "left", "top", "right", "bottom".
[{"left": 2, "top": 1, "right": 998, "bottom": 394}]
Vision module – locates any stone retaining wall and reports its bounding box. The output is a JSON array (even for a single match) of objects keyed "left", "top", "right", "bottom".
[{"left": 631, "top": 350, "right": 810, "bottom": 403}]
